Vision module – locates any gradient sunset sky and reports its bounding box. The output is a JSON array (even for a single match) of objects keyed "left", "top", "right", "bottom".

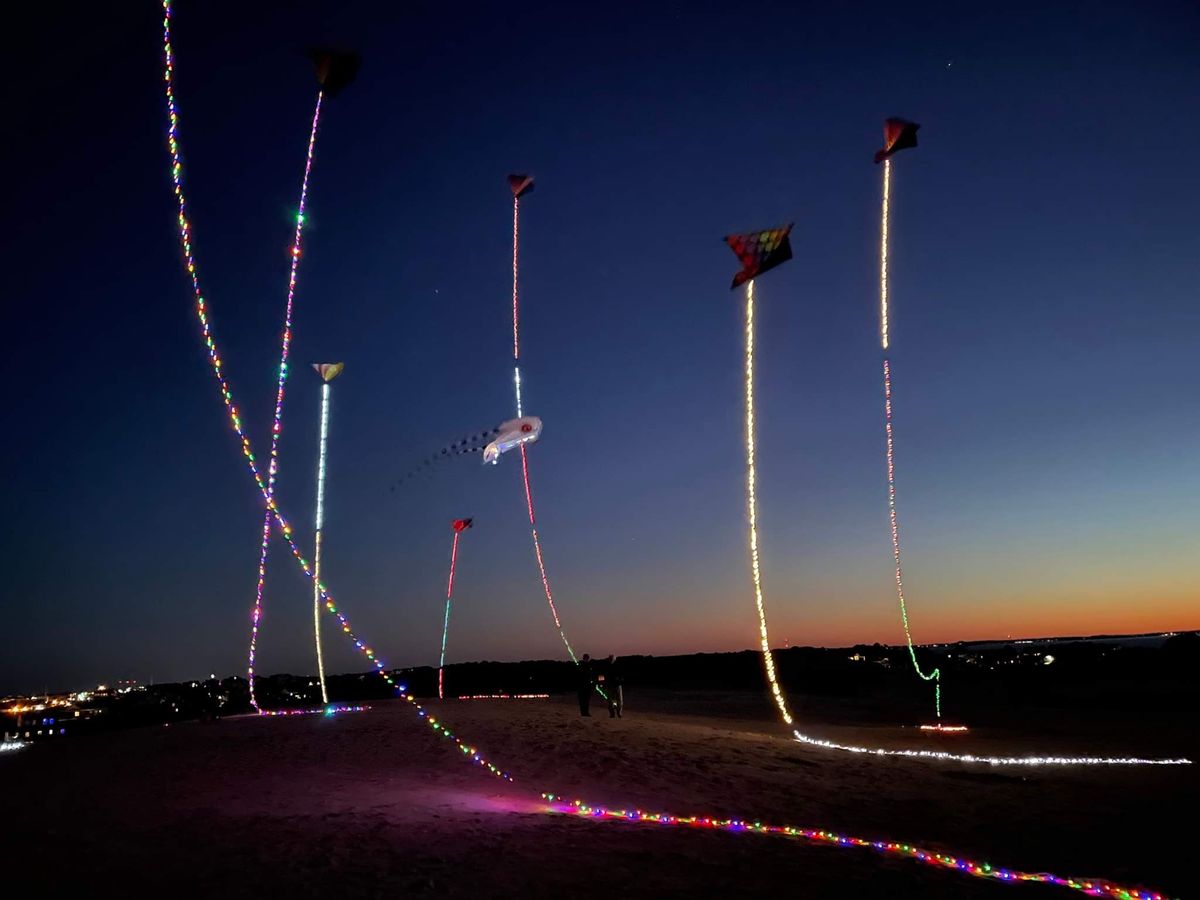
[{"left": 3, "top": 1, "right": 1198, "bottom": 692}]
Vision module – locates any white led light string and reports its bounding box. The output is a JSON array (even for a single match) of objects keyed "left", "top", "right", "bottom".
[{"left": 740, "top": 269, "right": 1188, "bottom": 766}]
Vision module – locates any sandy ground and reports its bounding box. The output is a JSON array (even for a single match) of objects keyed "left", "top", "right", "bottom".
[{"left": 2, "top": 691, "right": 1194, "bottom": 898}]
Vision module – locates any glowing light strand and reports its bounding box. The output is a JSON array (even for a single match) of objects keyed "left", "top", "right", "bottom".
[
  {"left": 162, "top": 0, "right": 515, "bottom": 784},
  {"left": 455, "top": 694, "right": 549, "bottom": 700},
  {"left": 739, "top": 257, "right": 1188, "bottom": 766},
  {"left": 312, "top": 381, "right": 332, "bottom": 705},
  {"left": 163, "top": 0, "right": 401, "bottom": 699},
  {"left": 258, "top": 704, "right": 368, "bottom": 718},
  {"left": 539, "top": 796, "right": 1171, "bottom": 900},
  {"left": 167, "top": 17, "right": 1186, "bottom": 826},
  {"left": 743, "top": 279, "right": 794, "bottom": 726},
  {"left": 242, "top": 90, "right": 323, "bottom": 712},
  {"left": 438, "top": 530, "right": 461, "bottom": 700},
  {"left": 880, "top": 156, "right": 943, "bottom": 719},
  {"left": 510, "top": 189, "right": 578, "bottom": 663}
]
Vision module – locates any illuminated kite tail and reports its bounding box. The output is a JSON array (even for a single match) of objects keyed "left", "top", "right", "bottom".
[
  {"left": 244, "top": 87, "right": 324, "bottom": 711},
  {"left": 162, "top": 3, "right": 454, "bottom": 728},
  {"left": 506, "top": 174, "right": 580, "bottom": 666},
  {"left": 519, "top": 445, "right": 578, "bottom": 663},
  {"left": 742, "top": 279, "right": 796, "bottom": 727},
  {"left": 878, "top": 146, "right": 941, "bottom": 719},
  {"left": 438, "top": 530, "right": 461, "bottom": 700},
  {"left": 312, "top": 379, "right": 334, "bottom": 706}
]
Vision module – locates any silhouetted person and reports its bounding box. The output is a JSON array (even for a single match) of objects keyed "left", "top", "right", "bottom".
[
  {"left": 577, "top": 654, "right": 593, "bottom": 716},
  {"left": 604, "top": 654, "right": 624, "bottom": 718}
]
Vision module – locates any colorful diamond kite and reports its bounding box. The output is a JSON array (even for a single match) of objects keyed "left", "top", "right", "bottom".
[{"left": 723, "top": 225, "right": 794, "bottom": 289}]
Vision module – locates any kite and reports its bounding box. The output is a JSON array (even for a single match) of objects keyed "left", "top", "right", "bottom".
[
  {"left": 482, "top": 416, "right": 542, "bottom": 465},
  {"left": 439, "top": 517, "right": 474, "bottom": 699},
  {"left": 507, "top": 174, "right": 535, "bottom": 199},
  {"left": 309, "top": 48, "right": 361, "bottom": 98},
  {"left": 874, "top": 117, "right": 920, "bottom": 164},
  {"left": 312, "top": 361, "right": 344, "bottom": 383},
  {"left": 723, "top": 226, "right": 794, "bottom": 289}
]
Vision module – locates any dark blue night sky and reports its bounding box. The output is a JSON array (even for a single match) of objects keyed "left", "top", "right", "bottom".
[{"left": 4, "top": 1, "right": 1198, "bottom": 693}]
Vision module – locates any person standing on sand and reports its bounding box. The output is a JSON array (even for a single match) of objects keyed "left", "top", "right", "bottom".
[
  {"left": 577, "top": 654, "right": 594, "bottom": 716},
  {"left": 604, "top": 654, "right": 624, "bottom": 718}
]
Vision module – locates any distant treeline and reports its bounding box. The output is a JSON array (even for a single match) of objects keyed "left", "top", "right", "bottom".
[{"left": 20, "top": 632, "right": 1197, "bottom": 736}]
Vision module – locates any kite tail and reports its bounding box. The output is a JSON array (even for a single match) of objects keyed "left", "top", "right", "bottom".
[
  {"left": 742, "top": 279, "right": 798, "bottom": 727},
  {"left": 438, "top": 530, "right": 461, "bottom": 699},
  {"left": 389, "top": 428, "right": 501, "bottom": 490},
  {"left": 883, "top": 357, "right": 942, "bottom": 717},
  {"left": 162, "top": 0, "right": 409, "bottom": 710},
  {"left": 509, "top": 189, "right": 591, "bottom": 673},
  {"left": 245, "top": 88, "right": 324, "bottom": 711},
  {"left": 312, "top": 381, "right": 333, "bottom": 706},
  {"left": 879, "top": 157, "right": 941, "bottom": 719}
]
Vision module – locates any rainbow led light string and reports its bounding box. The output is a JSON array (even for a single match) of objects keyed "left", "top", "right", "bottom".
[
  {"left": 259, "top": 703, "right": 368, "bottom": 718},
  {"left": 163, "top": 2, "right": 390, "bottom": 694},
  {"left": 242, "top": 90, "right": 323, "bottom": 712},
  {"left": 163, "top": 0, "right": 515, "bottom": 778},
  {"left": 538, "top": 796, "right": 1170, "bottom": 900},
  {"left": 507, "top": 176, "right": 579, "bottom": 663},
  {"left": 163, "top": 13, "right": 1183, "bottom": 892},
  {"left": 438, "top": 519, "right": 473, "bottom": 700}
]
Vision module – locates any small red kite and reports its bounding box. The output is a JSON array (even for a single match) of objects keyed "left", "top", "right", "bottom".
[
  {"left": 507, "top": 174, "right": 535, "bottom": 199},
  {"left": 874, "top": 118, "right": 920, "bottom": 163},
  {"left": 452, "top": 518, "right": 474, "bottom": 533},
  {"left": 723, "top": 225, "right": 794, "bottom": 289}
]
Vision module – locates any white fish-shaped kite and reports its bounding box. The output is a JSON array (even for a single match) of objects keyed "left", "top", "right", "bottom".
[{"left": 483, "top": 416, "right": 542, "bottom": 465}]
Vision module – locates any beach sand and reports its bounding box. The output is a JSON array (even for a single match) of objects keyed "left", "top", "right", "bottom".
[{"left": 2, "top": 690, "right": 1194, "bottom": 897}]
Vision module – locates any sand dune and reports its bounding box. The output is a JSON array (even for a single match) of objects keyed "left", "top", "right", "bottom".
[{"left": 2, "top": 691, "right": 1193, "bottom": 897}]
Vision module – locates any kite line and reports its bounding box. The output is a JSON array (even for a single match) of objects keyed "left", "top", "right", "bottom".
[
  {"left": 438, "top": 518, "right": 473, "bottom": 699},
  {"left": 723, "top": 225, "right": 1189, "bottom": 766},
  {"left": 728, "top": 228, "right": 800, "bottom": 730},
  {"left": 162, "top": 0, "right": 396, "bottom": 702},
  {"left": 310, "top": 362, "right": 345, "bottom": 705},
  {"left": 876, "top": 119, "right": 943, "bottom": 720},
  {"left": 242, "top": 89, "right": 322, "bottom": 711},
  {"left": 507, "top": 174, "right": 579, "bottom": 662}
]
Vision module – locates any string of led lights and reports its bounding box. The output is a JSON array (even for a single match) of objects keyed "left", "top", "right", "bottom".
[
  {"left": 167, "top": 45, "right": 1186, "bottom": 900},
  {"left": 879, "top": 156, "right": 943, "bottom": 719},
  {"left": 743, "top": 278, "right": 796, "bottom": 728},
  {"left": 162, "top": 0, "right": 401, "bottom": 699},
  {"left": 311, "top": 379, "right": 334, "bottom": 705},
  {"left": 240, "top": 91, "right": 323, "bottom": 712},
  {"left": 455, "top": 694, "right": 550, "bottom": 700},
  {"left": 539, "top": 796, "right": 1170, "bottom": 900},
  {"left": 258, "top": 704, "right": 368, "bottom": 717},
  {"left": 740, "top": 262, "right": 1188, "bottom": 766},
  {"left": 438, "top": 528, "right": 462, "bottom": 700},
  {"left": 163, "top": 28, "right": 1186, "bottom": 891},
  {"left": 509, "top": 186, "right": 579, "bottom": 663}
]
